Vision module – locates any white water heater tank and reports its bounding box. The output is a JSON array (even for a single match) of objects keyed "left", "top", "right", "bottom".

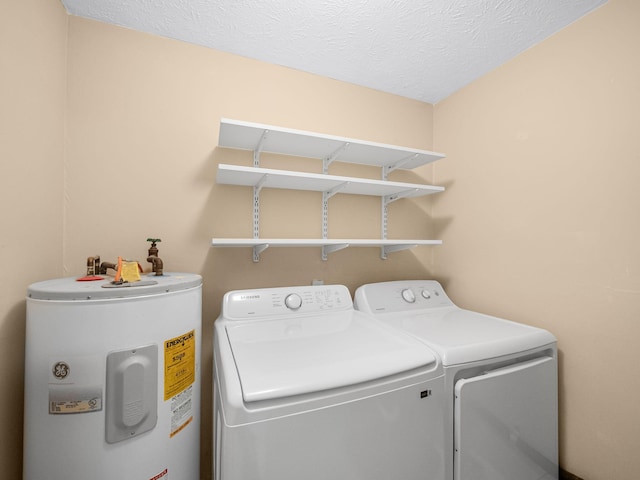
[{"left": 23, "top": 273, "right": 202, "bottom": 480}]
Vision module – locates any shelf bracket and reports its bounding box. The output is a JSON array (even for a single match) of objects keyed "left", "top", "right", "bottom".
[
  {"left": 381, "top": 154, "right": 418, "bottom": 258},
  {"left": 253, "top": 174, "right": 269, "bottom": 255},
  {"left": 322, "top": 143, "right": 350, "bottom": 243},
  {"left": 254, "top": 173, "right": 269, "bottom": 193},
  {"left": 253, "top": 174, "right": 269, "bottom": 247},
  {"left": 383, "top": 153, "right": 418, "bottom": 178},
  {"left": 253, "top": 186, "right": 260, "bottom": 240},
  {"left": 325, "top": 181, "right": 350, "bottom": 199},
  {"left": 253, "top": 129, "right": 270, "bottom": 166},
  {"left": 323, "top": 142, "right": 350, "bottom": 173},
  {"left": 384, "top": 188, "right": 419, "bottom": 204},
  {"left": 253, "top": 243, "right": 269, "bottom": 263},
  {"left": 322, "top": 182, "right": 350, "bottom": 253},
  {"left": 381, "top": 196, "right": 388, "bottom": 255},
  {"left": 381, "top": 243, "right": 418, "bottom": 259},
  {"left": 381, "top": 188, "right": 419, "bottom": 259},
  {"left": 322, "top": 243, "right": 349, "bottom": 261}
]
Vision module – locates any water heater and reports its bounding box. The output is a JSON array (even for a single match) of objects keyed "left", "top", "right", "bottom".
[{"left": 23, "top": 273, "right": 202, "bottom": 480}]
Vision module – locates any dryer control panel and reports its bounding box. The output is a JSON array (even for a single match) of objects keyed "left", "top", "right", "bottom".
[
  {"left": 354, "top": 280, "right": 454, "bottom": 314},
  {"left": 222, "top": 284, "right": 352, "bottom": 320}
]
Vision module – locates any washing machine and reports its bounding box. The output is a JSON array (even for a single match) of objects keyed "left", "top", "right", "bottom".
[
  {"left": 213, "top": 284, "right": 446, "bottom": 480},
  {"left": 24, "top": 273, "right": 202, "bottom": 480},
  {"left": 354, "top": 280, "right": 558, "bottom": 480}
]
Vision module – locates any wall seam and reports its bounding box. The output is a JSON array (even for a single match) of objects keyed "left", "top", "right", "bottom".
[{"left": 61, "top": 11, "right": 70, "bottom": 276}]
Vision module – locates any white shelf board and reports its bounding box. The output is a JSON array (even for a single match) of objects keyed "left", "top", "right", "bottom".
[
  {"left": 212, "top": 238, "right": 442, "bottom": 247},
  {"left": 218, "top": 118, "right": 445, "bottom": 170},
  {"left": 211, "top": 238, "right": 442, "bottom": 261},
  {"left": 217, "top": 164, "right": 444, "bottom": 198}
]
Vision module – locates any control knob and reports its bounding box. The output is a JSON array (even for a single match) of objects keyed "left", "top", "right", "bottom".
[
  {"left": 401, "top": 288, "right": 416, "bottom": 303},
  {"left": 284, "top": 293, "right": 303, "bottom": 310}
]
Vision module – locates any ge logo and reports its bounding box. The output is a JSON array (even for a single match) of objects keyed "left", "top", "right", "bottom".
[{"left": 52, "top": 362, "right": 70, "bottom": 379}]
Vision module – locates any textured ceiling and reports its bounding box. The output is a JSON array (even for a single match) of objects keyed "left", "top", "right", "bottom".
[{"left": 59, "top": 0, "right": 607, "bottom": 104}]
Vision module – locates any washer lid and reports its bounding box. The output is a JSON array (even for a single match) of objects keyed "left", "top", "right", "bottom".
[
  {"left": 386, "top": 307, "right": 556, "bottom": 365},
  {"left": 225, "top": 310, "right": 437, "bottom": 403}
]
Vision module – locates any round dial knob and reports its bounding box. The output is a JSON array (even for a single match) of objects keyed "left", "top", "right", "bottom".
[
  {"left": 284, "top": 293, "right": 303, "bottom": 310},
  {"left": 421, "top": 290, "right": 431, "bottom": 299},
  {"left": 401, "top": 288, "right": 416, "bottom": 303}
]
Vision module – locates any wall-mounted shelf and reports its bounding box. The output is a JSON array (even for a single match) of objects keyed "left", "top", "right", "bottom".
[
  {"left": 217, "top": 164, "right": 444, "bottom": 198},
  {"left": 212, "top": 118, "right": 446, "bottom": 262},
  {"left": 218, "top": 118, "right": 445, "bottom": 169},
  {"left": 211, "top": 238, "right": 442, "bottom": 262}
]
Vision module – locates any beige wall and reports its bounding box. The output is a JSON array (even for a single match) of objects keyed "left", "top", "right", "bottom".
[
  {"left": 0, "top": 0, "right": 67, "bottom": 477},
  {"left": 65, "top": 18, "right": 437, "bottom": 478},
  {"left": 6, "top": 0, "right": 637, "bottom": 479},
  {"left": 434, "top": 0, "right": 639, "bottom": 478},
  {"left": 4, "top": 8, "right": 435, "bottom": 478},
  {"left": 64, "top": 17, "right": 437, "bottom": 292}
]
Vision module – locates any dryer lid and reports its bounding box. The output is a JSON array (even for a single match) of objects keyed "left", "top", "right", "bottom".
[{"left": 225, "top": 310, "right": 437, "bottom": 403}]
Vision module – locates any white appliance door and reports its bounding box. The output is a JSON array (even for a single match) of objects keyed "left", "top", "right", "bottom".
[
  {"left": 218, "top": 375, "right": 446, "bottom": 480},
  {"left": 454, "top": 357, "right": 558, "bottom": 480}
]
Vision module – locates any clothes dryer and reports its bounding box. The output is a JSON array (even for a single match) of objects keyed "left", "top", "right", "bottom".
[
  {"left": 213, "top": 284, "right": 446, "bottom": 480},
  {"left": 354, "top": 280, "right": 558, "bottom": 480}
]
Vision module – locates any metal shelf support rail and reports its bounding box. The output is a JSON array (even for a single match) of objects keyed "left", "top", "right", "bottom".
[
  {"left": 252, "top": 130, "right": 269, "bottom": 262},
  {"left": 380, "top": 156, "right": 418, "bottom": 259},
  {"left": 321, "top": 143, "right": 350, "bottom": 260}
]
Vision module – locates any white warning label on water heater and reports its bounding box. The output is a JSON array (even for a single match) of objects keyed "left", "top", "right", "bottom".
[
  {"left": 164, "top": 330, "right": 195, "bottom": 437},
  {"left": 48, "top": 355, "right": 103, "bottom": 414},
  {"left": 170, "top": 385, "right": 194, "bottom": 437}
]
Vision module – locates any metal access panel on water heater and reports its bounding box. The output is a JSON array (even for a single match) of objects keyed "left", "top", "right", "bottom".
[{"left": 105, "top": 344, "right": 158, "bottom": 444}]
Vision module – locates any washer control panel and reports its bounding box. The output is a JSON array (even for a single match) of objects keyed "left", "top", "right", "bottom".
[
  {"left": 223, "top": 284, "right": 352, "bottom": 320},
  {"left": 354, "top": 280, "right": 454, "bottom": 314}
]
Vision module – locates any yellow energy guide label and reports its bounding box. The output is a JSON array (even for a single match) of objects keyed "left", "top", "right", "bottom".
[{"left": 164, "top": 330, "right": 195, "bottom": 401}]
